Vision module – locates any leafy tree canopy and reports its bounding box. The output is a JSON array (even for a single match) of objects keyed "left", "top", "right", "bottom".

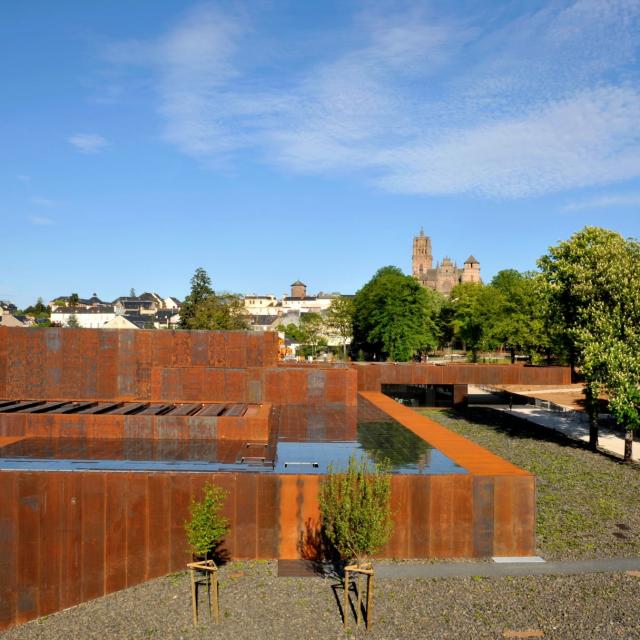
[
  {"left": 352, "top": 266, "right": 441, "bottom": 361},
  {"left": 184, "top": 482, "right": 229, "bottom": 559},
  {"left": 179, "top": 268, "right": 248, "bottom": 330},
  {"left": 539, "top": 226, "right": 640, "bottom": 460},
  {"left": 325, "top": 296, "right": 354, "bottom": 359}
]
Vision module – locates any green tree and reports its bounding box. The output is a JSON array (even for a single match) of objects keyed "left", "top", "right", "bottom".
[
  {"left": 179, "top": 268, "right": 248, "bottom": 330},
  {"left": 300, "top": 312, "right": 326, "bottom": 357},
  {"left": 283, "top": 322, "right": 306, "bottom": 343},
  {"left": 539, "top": 226, "right": 640, "bottom": 459},
  {"left": 24, "top": 297, "right": 51, "bottom": 320},
  {"left": 326, "top": 296, "right": 354, "bottom": 360},
  {"left": 69, "top": 293, "right": 79, "bottom": 308},
  {"left": 319, "top": 454, "right": 393, "bottom": 566},
  {"left": 282, "top": 315, "right": 327, "bottom": 357},
  {"left": 180, "top": 268, "right": 214, "bottom": 328},
  {"left": 66, "top": 313, "right": 80, "bottom": 328},
  {"left": 184, "top": 483, "right": 229, "bottom": 559},
  {"left": 447, "top": 282, "right": 503, "bottom": 361},
  {"left": 488, "top": 270, "right": 550, "bottom": 363},
  {"left": 352, "top": 266, "right": 441, "bottom": 361},
  {"left": 190, "top": 293, "right": 249, "bottom": 330}
]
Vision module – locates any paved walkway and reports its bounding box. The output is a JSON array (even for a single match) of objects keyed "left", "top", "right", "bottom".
[
  {"left": 468, "top": 386, "right": 639, "bottom": 462},
  {"left": 376, "top": 558, "right": 640, "bottom": 578}
]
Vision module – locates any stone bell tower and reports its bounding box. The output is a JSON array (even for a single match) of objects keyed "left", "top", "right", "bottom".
[{"left": 412, "top": 227, "right": 433, "bottom": 278}]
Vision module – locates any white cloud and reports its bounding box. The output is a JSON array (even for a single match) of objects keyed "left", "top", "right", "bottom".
[
  {"left": 28, "top": 215, "right": 54, "bottom": 226},
  {"left": 373, "top": 86, "right": 640, "bottom": 198},
  {"left": 106, "top": 0, "right": 640, "bottom": 199},
  {"left": 17, "top": 174, "right": 31, "bottom": 183},
  {"left": 561, "top": 192, "right": 640, "bottom": 212},
  {"left": 30, "top": 196, "right": 56, "bottom": 207},
  {"left": 68, "top": 133, "right": 109, "bottom": 154}
]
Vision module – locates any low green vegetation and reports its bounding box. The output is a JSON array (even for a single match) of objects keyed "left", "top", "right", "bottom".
[
  {"left": 319, "top": 454, "right": 393, "bottom": 566},
  {"left": 184, "top": 482, "right": 229, "bottom": 560},
  {"left": 419, "top": 408, "right": 640, "bottom": 560}
]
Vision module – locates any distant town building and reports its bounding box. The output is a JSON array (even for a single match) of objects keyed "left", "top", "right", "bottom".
[
  {"left": 103, "top": 315, "right": 139, "bottom": 330},
  {"left": 51, "top": 306, "right": 116, "bottom": 328},
  {"left": 244, "top": 294, "right": 279, "bottom": 317},
  {"left": 412, "top": 228, "right": 481, "bottom": 297},
  {"left": 0, "top": 309, "right": 26, "bottom": 327}
]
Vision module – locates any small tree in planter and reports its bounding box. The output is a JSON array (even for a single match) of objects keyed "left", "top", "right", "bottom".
[
  {"left": 319, "top": 454, "right": 393, "bottom": 630},
  {"left": 184, "top": 483, "right": 229, "bottom": 625}
]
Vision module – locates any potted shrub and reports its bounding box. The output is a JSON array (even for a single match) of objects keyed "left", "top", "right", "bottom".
[
  {"left": 319, "top": 454, "right": 393, "bottom": 630},
  {"left": 184, "top": 482, "right": 229, "bottom": 625}
]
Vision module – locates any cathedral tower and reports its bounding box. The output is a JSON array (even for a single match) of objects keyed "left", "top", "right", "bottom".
[{"left": 412, "top": 228, "right": 433, "bottom": 277}]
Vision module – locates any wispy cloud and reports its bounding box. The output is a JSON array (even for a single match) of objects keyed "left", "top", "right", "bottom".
[
  {"left": 561, "top": 192, "right": 640, "bottom": 212},
  {"left": 106, "top": 0, "right": 640, "bottom": 199},
  {"left": 30, "top": 196, "right": 56, "bottom": 207},
  {"left": 28, "top": 215, "right": 54, "bottom": 226},
  {"left": 17, "top": 175, "right": 31, "bottom": 183},
  {"left": 68, "top": 133, "right": 109, "bottom": 154}
]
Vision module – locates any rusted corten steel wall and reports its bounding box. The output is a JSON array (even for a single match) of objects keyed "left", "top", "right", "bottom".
[
  {"left": 150, "top": 366, "right": 358, "bottom": 406},
  {"left": 0, "top": 328, "right": 279, "bottom": 401},
  {"left": 354, "top": 362, "right": 571, "bottom": 391},
  {"left": 0, "top": 465, "right": 534, "bottom": 631},
  {"left": 277, "top": 473, "right": 535, "bottom": 560},
  {"left": 0, "top": 395, "right": 535, "bottom": 630},
  {"left": 0, "top": 404, "right": 271, "bottom": 442},
  {"left": 0, "top": 470, "right": 280, "bottom": 631}
]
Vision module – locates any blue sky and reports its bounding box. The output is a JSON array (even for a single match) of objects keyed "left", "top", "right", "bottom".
[{"left": 2, "top": 0, "right": 639, "bottom": 308}]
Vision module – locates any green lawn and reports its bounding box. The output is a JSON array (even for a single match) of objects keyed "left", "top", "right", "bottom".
[{"left": 417, "top": 407, "right": 640, "bottom": 560}]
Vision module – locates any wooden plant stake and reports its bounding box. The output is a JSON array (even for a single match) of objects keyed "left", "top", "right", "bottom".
[
  {"left": 343, "top": 563, "right": 374, "bottom": 630},
  {"left": 187, "top": 559, "right": 220, "bottom": 626}
]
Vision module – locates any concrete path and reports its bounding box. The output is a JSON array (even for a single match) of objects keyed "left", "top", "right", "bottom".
[
  {"left": 468, "top": 386, "right": 638, "bottom": 462},
  {"left": 499, "top": 406, "right": 639, "bottom": 462},
  {"left": 377, "top": 557, "right": 640, "bottom": 578}
]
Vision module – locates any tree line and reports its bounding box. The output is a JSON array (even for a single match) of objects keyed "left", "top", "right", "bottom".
[
  {"left": 179, "top": 226, "right": 639, "bottom": 460},
  {"left": 349, "top": 226, "right": 640, "bottom": 461}
]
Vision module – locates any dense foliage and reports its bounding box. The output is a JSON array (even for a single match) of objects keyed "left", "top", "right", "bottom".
[
  {"left": 184, "top": 483, "right": 229, "bottom": 559},
  {"left": 283, "top": 312, "right": 328, "bottom": 357},
  {"left": 539, "top": 227, "right": 640, "bottom": 460},
  {"left": 352, "top": 266, "right": 441, "bottom": 361},
  {"left": 319, "top": 455, "right": 393, "bottom": 565},
  {"left": 442, "top": 271, "right": 551, "bottom": 362},
  {"left": 179, "top": 267, "right": 248, "bottom": 330}
]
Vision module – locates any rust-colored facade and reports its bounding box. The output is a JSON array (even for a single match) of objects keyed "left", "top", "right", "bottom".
[
  {"left": 0, "top": 327, "right": 544, "bottom": 631},
  {"left": 354, "top": 362, "right": 571, "bottom": 392}
]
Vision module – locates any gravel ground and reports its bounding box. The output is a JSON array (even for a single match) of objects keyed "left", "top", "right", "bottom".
[
  {"left": 420, "top": 408, "right": 640, "bottom": 560},
  {"left": 2, "top": 561, "right": 639, "bottom": 640}
]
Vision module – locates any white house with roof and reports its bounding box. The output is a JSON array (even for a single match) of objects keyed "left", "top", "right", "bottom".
[{"left": 51, "top": 306, "right": 116, "bottom": 328}]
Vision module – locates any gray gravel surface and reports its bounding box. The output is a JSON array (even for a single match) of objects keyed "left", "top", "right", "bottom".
[{"left": 2, "top": 561, "right": 639, "bottom": 640}]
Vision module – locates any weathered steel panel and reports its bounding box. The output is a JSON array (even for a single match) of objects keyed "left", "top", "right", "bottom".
[
  {"left": 0, "top": 329, "right": 7, "bottom": 398},
  {"left": 472, "top": 477, "right": 495, "bottom": 557},
  {"left": 39, "top": 473, "right": 61, "bottom": 618},
  {"left": 235, "top": 474, "right": 257, "bottom": 559},
  {"left": 62, "top": 473, "right": 83, "bottom": 610},
  {"left": 407, "top": 476, "right": 430, "bottom": 558},
  {"left": 146, "top": 475, "right": 171, "bottom": 579},
  {"left": 16, "top": 473, "right": 41, "bottom": 622},
  {"left": 125, "top": 473, "right": 147, "bottom": 586},
  {"left": 81, "top": 474, "right": 105, "bottom": 602},
  {"left": 105, "top": 474, "right": 127, "bottom": 594},
  {"left": 0, "top": 472, "right": 17, "bottom": 628},
  {"left": 256, "top": 475, "right": 279, "bottom": 559}
]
